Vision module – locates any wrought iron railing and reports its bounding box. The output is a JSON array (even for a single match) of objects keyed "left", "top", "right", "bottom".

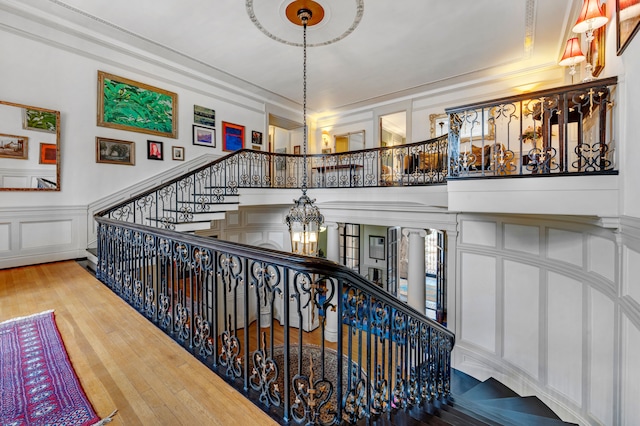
[
  {"left": 446, "top": 76, "right": 618, "bottom": 178},
  {"left": 96, "top": 136, "right": 448, "bottom": 231},
  {"left": 94, "top": 217, "right": 455, "bottom": 424}
]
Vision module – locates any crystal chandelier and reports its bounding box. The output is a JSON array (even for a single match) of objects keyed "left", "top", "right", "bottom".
[{"left": 285, "top": 1, "right": 324, "bottom": 257}]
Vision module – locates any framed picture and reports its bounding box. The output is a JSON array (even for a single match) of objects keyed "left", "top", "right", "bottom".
[
  {"left": 0, "top": 133, "right": 28, "bottom": 159},
  {"left": 252, "top": 130, "right": 263, "bottom": 145},
  {"left": 147, "top": 140, "right": 164, "bottom": 160},
  {"left": 192, "top": 125, "right": 216, "bottom": 148},
  {"left": 275, "top": 147, "right": 287, "bottom": 171},
  {"left": 39, "top": 143, "right": 57, "bottom": 164},
  {"left": 96, "top": 137, "right": 134, "bottom": 165},
  {"left": 617, "top": 0, "right": 640, "bottom": 55},
  {"left": 22, "top": 108, "right": 57, "bottom": 133},
  {"left": 97, "top": 70, "right": 178, "bottom": 138},
  {"left": 172, "top": 146, "right": 185, "bottom": 161},
  {"left": 293, "top": 145, "right": 301, "bottom": 155},
  {"left": 369, "top": 236, "right": 386, "bottom": 260},
  {"left": 590, "top": 5, "right": 607, "bottom": 77},
  {"left": 429, "top": 110, "right": 495, "bottom": 141},
  {"left": 194, "top": 105, "right": 215, "bottom": 128},
  {"left": 222, "top": 121, "right": 244, "bottom": 152},
  {"left": 322, "top": 148, "right": 332, "bottom": 154}
]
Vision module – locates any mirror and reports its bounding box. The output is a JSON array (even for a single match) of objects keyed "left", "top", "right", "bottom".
[
  {"left": 334, "top": 130, "right": 365, "bottom": 153},
  {"left": 0, "top": 101, "right": 60, "bottom": 191},
  {"left": 380, "top": 111, "right": 406, "bottom": 147}
]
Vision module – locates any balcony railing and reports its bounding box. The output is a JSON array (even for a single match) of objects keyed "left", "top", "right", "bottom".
[
  {"left": 446, "top": 76, "right": 617, "bottom": 178},
  {"left": 94, "top": 217, "right": 455, "bottom": 424}
]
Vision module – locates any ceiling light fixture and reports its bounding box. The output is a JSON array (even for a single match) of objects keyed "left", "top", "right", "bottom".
[
  {"left": 285, "top": 0, "right": 324, "bottom": 257},
  {"left": 558, "top": 37, "right": 586, "bottom": 82}
]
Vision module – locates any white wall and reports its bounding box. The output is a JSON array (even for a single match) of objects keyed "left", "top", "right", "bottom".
[{"left": 0, "top": 9, "right": 295, "bottom": 267}]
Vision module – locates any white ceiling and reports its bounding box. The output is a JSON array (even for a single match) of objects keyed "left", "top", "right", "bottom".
[{"left": 8, "top": 0, "right": 578, "bottom": 114}]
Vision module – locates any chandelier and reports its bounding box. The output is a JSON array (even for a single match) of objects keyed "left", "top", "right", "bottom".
[{"left": 284, "top": 0, "right": 324, "bottom": 257}]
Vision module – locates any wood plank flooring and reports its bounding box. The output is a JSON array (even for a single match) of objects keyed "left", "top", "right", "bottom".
[{"left": 0, "top": 261, "right": 278, "bottom": 426}]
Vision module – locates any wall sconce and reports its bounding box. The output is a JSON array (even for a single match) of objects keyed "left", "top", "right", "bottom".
[
  {"left": 322, "top": 130, "right": 330, "bottom": 146},
  {"left": 571, "top": 0, "right": 608, "bottom": 81},
  {"left": 558, "top": 37, "right": 586, "bottom": 82}
]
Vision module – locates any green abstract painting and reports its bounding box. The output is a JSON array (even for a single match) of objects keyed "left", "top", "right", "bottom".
[{"left": 98, "top": 71, "right": 178, "bottom": 138}]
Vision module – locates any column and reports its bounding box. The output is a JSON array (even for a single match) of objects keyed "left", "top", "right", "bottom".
[
  {"left": 324, "top": 222, "right": 340, "bottom": 342},
  {"left": 402, "top": 228, "right": 427, "bottom": 313}
]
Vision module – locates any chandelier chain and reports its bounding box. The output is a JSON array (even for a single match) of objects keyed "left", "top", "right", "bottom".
[{"left": 302, "top": 17, "right": 308, "bottom": 195}]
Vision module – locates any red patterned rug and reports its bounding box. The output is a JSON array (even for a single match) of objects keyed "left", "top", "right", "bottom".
[{"left": 0, "top": 310, "right": 104, "bottom": 425}]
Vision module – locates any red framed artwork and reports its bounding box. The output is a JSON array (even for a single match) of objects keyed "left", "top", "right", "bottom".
[
  {"left": 222, "top": 121, "right": 245, "bottom": 152},
  {"left": 39, "top": 143, "right": 57, "bottom": 164}
]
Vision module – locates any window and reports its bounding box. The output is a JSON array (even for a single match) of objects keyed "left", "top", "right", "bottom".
[{"left": 339, "top": 223, "right": 360, "bottom": 273}]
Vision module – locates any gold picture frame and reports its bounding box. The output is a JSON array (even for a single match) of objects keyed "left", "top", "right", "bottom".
[
  {"left": 617, "top": 0, "right": 640, "bottom": 56},
  {"left": 97, "top": 71, "right": 178, "bottom": 138},
  {"left": 590, "top": 3, "right": 606, "bottom": 77},
  {"left": 429, "top": 111, "right": 495, "bottom": 142}
]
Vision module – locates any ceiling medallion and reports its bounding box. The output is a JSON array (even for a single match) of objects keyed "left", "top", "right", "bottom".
[{"left": 246, "top": 0, "right": 364, "bottom": 47}]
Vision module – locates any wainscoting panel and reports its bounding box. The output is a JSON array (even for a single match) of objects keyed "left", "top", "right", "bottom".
[
  {"left": 546, "top": 271, "right": 583, "bottom": 405},
  {"left": 622, "top": 316, "right": 640, "bottom": 425},
  {"left": 460, "top": 252, "right": 496, "bottom": 352},
  {"left": 547, "top": 228, "right": 583, "bottom": 267},
  {"left": 20, "top": 219, "right": 72, "bottom": 248},
  {"left": 0, "top": 206, "right": 87, "bottom": 269},
  {"left": 503, "top": 224, "right": 539, "bottom": 256},
  {"left": 588, "top": 234, "right": 616, "bottom": 283},
  {"left": 0, "top": 222, "right": 10, "bottom": 251},
  {"left": 589, "top": 288, "right": 615, "bottom": 426},
  {"left": 460, "top": 220, "right": 496, "bottom": 247},
  {"left": 503, "top": 260, "right": 540, "bottom": 379},
  {"left": 623, "top": 245, "right": 640, "bottom": 303}
]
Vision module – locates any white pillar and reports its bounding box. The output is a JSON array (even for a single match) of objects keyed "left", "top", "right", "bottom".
[
  {"left": 324, "top": 222, "right": 340, "bottom": 342},
  {"left": 402, "top": 228, "right": 427, "bottom": 313}
]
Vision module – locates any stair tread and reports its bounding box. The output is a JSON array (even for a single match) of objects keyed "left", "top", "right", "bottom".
[
  {"left": 468, "top": 404, "right": 571, "bottom": 426},
  {"left": 479, "top": 396, "right": 561, "bottom": 420},
  {"left": 451, "top": 369, "right": 482, "bottom": 395},
  {"left": 459, "top": 377, "right": 520, "bottom": 401}
]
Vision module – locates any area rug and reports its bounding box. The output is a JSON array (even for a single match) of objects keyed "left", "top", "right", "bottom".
[{"left": 0, "top": 310, "right": 102, "bottom": 426}]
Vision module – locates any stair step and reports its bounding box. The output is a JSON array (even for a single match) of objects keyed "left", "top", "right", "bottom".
[
  {"left": 464, "top": 403, "right": 572, "bottom": 426},
  {"left": 480, "top": 396, "right": 561, "bottom": 420},
  {"left": 160, "top": 210, "right": 228, "bottom": 220},
  {"left": 175, "top": 201, "right": 239, "bottom": 209},
  {"left": 459, "top": 377, "right": 520, "bottom": 401},
  {"left": 144, "top": 218, "right": 215, "bottom": 232},
  {"left": 451, "top": 369, "right": 482, "bottom": 395}
]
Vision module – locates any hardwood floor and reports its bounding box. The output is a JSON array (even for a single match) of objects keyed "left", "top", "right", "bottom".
[{"left": 0, "top": 261, "right": 278, "bottom": 425}]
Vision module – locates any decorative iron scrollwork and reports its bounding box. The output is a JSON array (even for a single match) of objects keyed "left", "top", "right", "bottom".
[
  {"left": 291, "top": 355, "right": 335, "bottom": 425},
  {"left": 249, "top": 333, "right": 280, "bottom": 407}
]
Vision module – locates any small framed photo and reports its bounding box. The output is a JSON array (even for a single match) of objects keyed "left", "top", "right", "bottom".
[
  {"left": 96, "top": 137, "right": 134, "bottom": 165},
  {"left": 322, "top": 148, "right": 332, "bottom": 154},
  {"left": 39, "top": 143, "right": 57, "bottom": 164},
  {"left": 222, "top": 121, "right": 244, "bottom": 152},
  {"left": 0, "top": 133, "right": 28, "bottom": 159},
  {"left": 252, "top": 130, "right": 263, "bottom": 145},
  {"left": 294, "top": 145, "right": 301, "bottom": 155},
  {"left": 172, "top": 146, "right": 185, "bottom": 161},
  {"left": 22, "top": 108, "right": 58, "bottom": 133},
  {"left": 194, "top": 105, "right": 215, "bottom": 128},
  {"left": 192, "top": 125, "right": 216, "bottom": 148},
  {"left": 147, "top": 140, "right": 164, "bottom": 160}
]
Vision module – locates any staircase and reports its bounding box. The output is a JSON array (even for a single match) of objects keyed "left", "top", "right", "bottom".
[{"left": 377, "top": 369, "right": 576, "bottom": 426}]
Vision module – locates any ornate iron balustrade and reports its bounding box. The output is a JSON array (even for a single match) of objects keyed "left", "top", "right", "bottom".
[
  {"left": 96, "top": 136, "right": 448, "bottom": 231},
  {"left": 94, "top": 217, "right": 455, "bottom": 424},
  {"left": 446, "top": 76, "right": 618, "bottom": 178}
]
